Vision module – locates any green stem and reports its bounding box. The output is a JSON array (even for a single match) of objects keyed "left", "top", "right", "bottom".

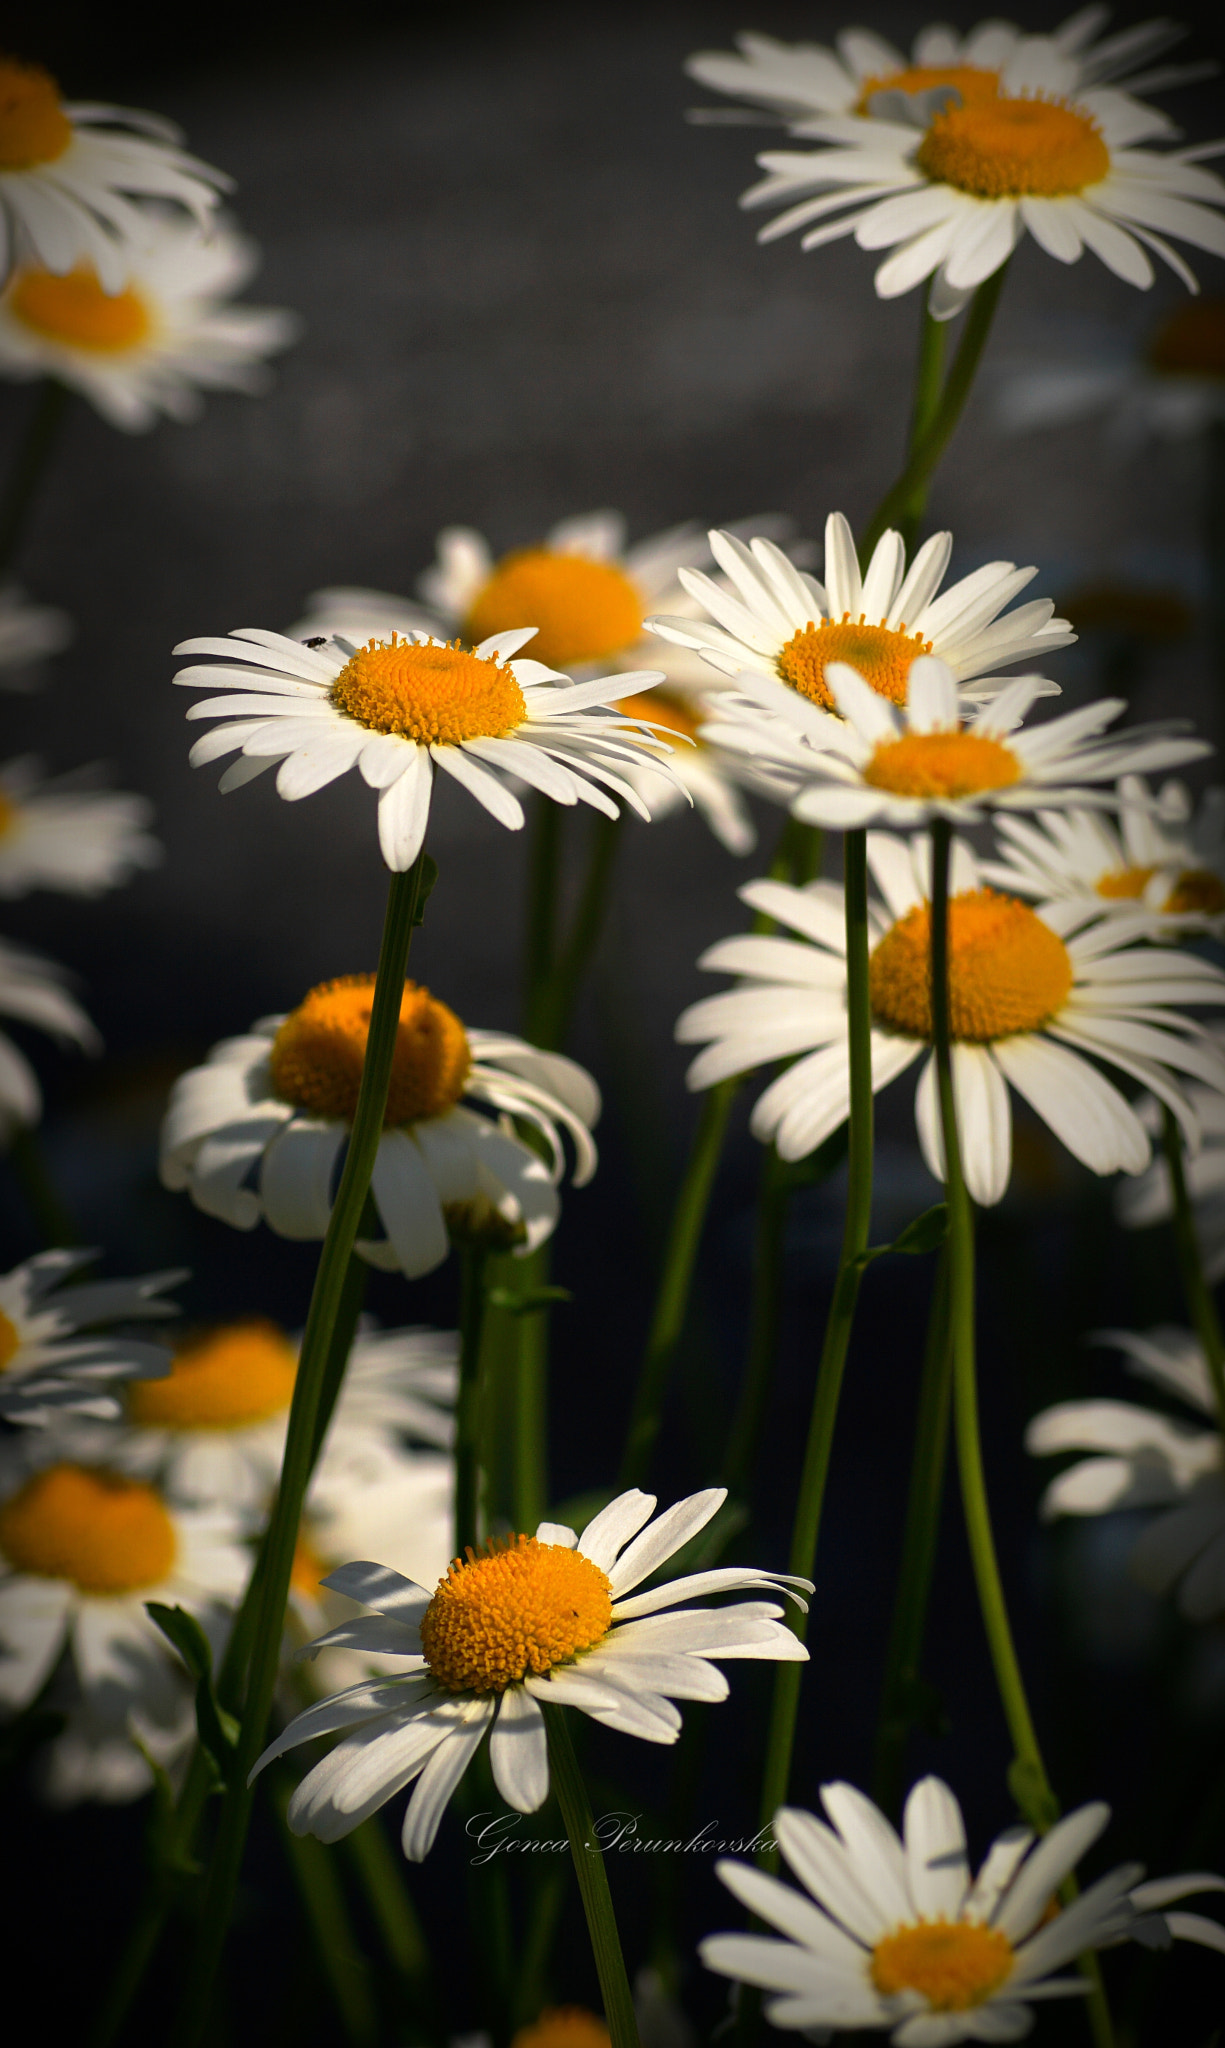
[
  {"left": 860, "top": 265, "right": 1010, "bottom": 560},
  {"left": 343, "top": 1817, "right": 431, "bottom": 1999},
  {"left": 536, "top": 811, "right": 624, "bottom": 1051},
  {"left": 512, "top": 1244, "right": 551, "bottom": 1532},
  {"left": 171, "top": 852, "right": 431, "bottom": 2048},
  {"left": 721, "top": 1144, "right": 791, "bottom": 1499},
  {"left": 524, "top": 796, "right": 563, "bottom": 1043},
  {"left": 271, "top": 1773, "right": 379, "bottom": 2047},
  {"left": 543, "top": 1705, "right": 640, "bottom": 2048},
  {"left": 456, "top": 1244, "right": 490, "bottom": 1552},
  {"left": 308, "top": 1225, "right": 372, "bottom": 1466},
  {"left": 0, "top": 378, "right": 70, "bottom": 577},
  {"left": 896, "top": 286, "right": 948, "bottom": 553},
  {"left": 1161, "top": 1106, "right": 1225, "bottom": 1429},
  {"left": 88, "top": 1761, "right": 215, "bottom": 2048}
]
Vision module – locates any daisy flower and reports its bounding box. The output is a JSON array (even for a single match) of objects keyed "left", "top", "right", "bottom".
[
  {"left": 700, "top": 1775, "right": 1225, "bottom": 2038},
  {"left": 740, "top": 45, "right": 1225, "bottom": 318},
  {"left": 0, "top": 209, "right": 297, "bottom": 432},
  {"left": 982, "top": 774, "right": 1225, "bottom": 936},
  {"left": 676, "top": 833, "right": 1225, "bottom": 1206},
  {"left": 1028, "top": 1324, "right": 1225, "bottom": 1621},
  {"left": 698, "top": 653, "right": 1208, "bottom": 834},
  {"left": 160, "top": 980, "right": 600, "bottom": 1279},
  {"left": 0, "top": 756, "right": 159, "bottom": 896},
  {"left": 0, "top": 1248, "right": 182, "bottom": 1427},
  {"left": 0, "top": 57, "right": 228, "bottom": 290},
  {"left": 998, "top": 299, "right": 1225, "bottom": 450},
  {"left": 175, "top": 624, "right": 675, "bottom": 875},
  {"left": 1117, "top": 1051, "right": 1225, "bottom": 1276},
  {"left": 0, "top": 934, "right": 99, "bottom": 1139},
  {"left": 647, "top": 520, "right": 1073, "bottom": 735},
  {"left": 253, "top": 1485, "right": 811, "bottom": 1861},
  {"left": 0, "top": 585, "right": 71, "bottom": 687},
  {"left": 607, "top": 681, "right": 761, "bottom": 855},
  {"left": 38, "top": 1688, "right": 196, "bottom": 1807}
]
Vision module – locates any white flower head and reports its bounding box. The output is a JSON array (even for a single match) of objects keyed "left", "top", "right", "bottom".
[
  {"left": 0, "top": 756, "right": 159, "bottom": 896},
  {"left": 701, "top": 1775, "right": 1225, "bottom": 2039},
  {"left": 253, "top": 1486, "right": 811, "bottom": 1861},
  {"left": 0, "top": 1248, "right": 182, "bottom": 1427},
  {"left": 677, "top": 833, "right": 1225, "bottom": 1206},
  {"left": 1118, "top": 1046, "right": 1225, "bottom": 1275},
  {"left": 0, "top": 57, "right": 229, "bottom": 290},
  {"left": 36, "top": 1689, "right": 196, "bottom": 1808},
  {"left": 0, "top": 209, "right": 298, "bottom": 431},
  {"left": 0, "top": 585, "right": 72, "bottom": 689},
  {"left": 997, "top": 298, "right": 1225, "bottom": 451},
  {"left": 160, "top": 983, "right": 600, "bottom": 1279},
  {"left": 0, "top": 934, "right": 99, "bottom": 1139}
]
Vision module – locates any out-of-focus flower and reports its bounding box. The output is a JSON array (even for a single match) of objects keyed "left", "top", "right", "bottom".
[
  {"left": 37, "top": 1691, "right": 195, "bottom": 1808},
  {"left": 0, "top": 935, "right": 99, "bottom": 1139},
  {"left": 0, "top": 586, "right": 71, "bottom": 688},
  {"left": 0, "top": 1248, "right": 181, "bottom": 1427},
  {"left": 614, "top": 683, "right": 760, "bottom": 854},
  {"left": 0, "top": 757, "right": 159, "bottom": 896},
  {"left": 160, "top": 983, "right": 600, "bottom": 1279},
  {"left": 1118, "top": 1048, "right": 1225, "bottom": 1274},
  {"left": 998, "top": 300, "right": 1225, "bottom": 448}
]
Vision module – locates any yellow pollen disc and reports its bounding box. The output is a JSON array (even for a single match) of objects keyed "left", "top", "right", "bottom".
[
  {"left": 0, "top": 1307, "right": 20, "bottom": 1371},
  {"left": 0, "top": 1464, "right": 176, "bottom": 1594},
  {"left": 778, "top": 616, "right": 931, "bottom": 711},
  {"left": 856, "top": 63, "right": 1001, "bottom": 115},
  {"left": 0, "top": 58, "right": 72, "bottom": 169},
  {"left": 1165, "top": 867, "right": 1225, "bottom": 917},
  {"left": 617, "top": 688, "right": 700, "bottom": 745},
  {"left": 1147, "top": 300, "right": 1225, "bottom": 382},
  {"left": 512, "top": 2011, "right": 612, "bottom": 2048},
  {"left": 290, "top": 1526, "right": 329, "bottom": 1600},
  {"left": 864, "top": 730, "right": 1021, "bottom": 799},
  {"left": 127, "top": 1318, "right": 298, "bottom": 1430},
  {"left": 870, "top": 889, "right": 1073, "bottom": 1042},
  {"left": 1096, "top": 864, "right": 1155, "bottom": 901},
  {"left": 330, "top": 634, "right": 526, "bottom": 746},
  {"left": 419, "top": 1535, "right": 613, "bottom": 1693},
  {"left": 269, "top": 974, "right": 471, "bottom": 1127},
  {"left": 0, "top": 790, "right": 17, "bottom": 839},
  {"left": 9, "top": 263, "right": 152, "bottom": 352},
  {"left": 916, "top": 95, "right": 1110, "bottom": 199},
  {"left": 871, "top": 1919, "right": 1014, "bottom": 2012},
  {"left": 463, "top": 549, "right": 643, "bottom": 670}
]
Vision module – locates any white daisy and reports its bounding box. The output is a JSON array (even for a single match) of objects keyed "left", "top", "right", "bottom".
[
  {"left": 253, "top": 1485, "right": 811, "bottom": 1862},
  {"left": 175, "top": 624, "right": 676, "bottom": 874},
  {"left": 0, "top": 1248, "right": 182, "bottom": 1427},
  {"left": 1027, "top": 1323, "right": 1225, "bottom": 1622},
  {"left": 647, "top": 520, "right": 1073, "bottom": 735},
  {"left": 0, "top": 57, "right": 228, "bottom": 290},
  {"left": 0, "top": 584, "right": 71, "bottom": 688},
  {"left": 0, "top": 209, "right": 297, "bottom": 432},
  {"left": 0, "top": 756, "right": 159, "bottom": 896},
  {"left": 698, "top": 653, "right": 1208, "bottom": 834},
  {"left": 160, "top": 980, "right": 600, "bottom": 1279},
  {"left": 1117, "top": 1051, "right": 1225, "bottom": 1277},
  {"left": 997, "top": 299, "right": 1225, "bottom": 450},
  {"left": 0, "top": 934, "right": 99, "bottom": 1139},
  {"left": 607, "top": 681, "right": 761, "bottom": 855},
  {"left": 700, "top": 1776, "right": 1225, "bottom": 2039},
  {"left": 37, "top": 1689, "right": 196, "bottom": 1807},
  {"left": 740, "top": 45, "right": 1225, "bottom": 319},
  {"left": 676, "top": 833, "right": 1225, "bottom": 1206},
  {"left": 981, "top": 774, "right": 1225, "bottom": 936}
]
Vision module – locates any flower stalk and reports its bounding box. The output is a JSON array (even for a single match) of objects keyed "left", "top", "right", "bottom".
[
  {"left": 543, "top": 1703, "right": 641, "bottom": 2048},
  {"left": 456, "top": 1242, "right": 490, "bottom": 1553}
]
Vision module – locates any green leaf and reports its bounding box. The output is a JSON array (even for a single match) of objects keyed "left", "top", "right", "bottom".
[
  {"left": 412, "top": 854, "right": 439, "bottom": 926},
  {"left": 1007, "top": 1756, "right": 1061, "bottom": 1833},
  {"left": 485, "top": 1285, "right": 573, "bottom": 1316},
  {"left": 146, "top": 1601, "right": 213, "bottom": 1684},
  {"left": 145, "top": 1602, "right": 239, "bottom": 1787},
  {"left": 888, "top": 1204, "right": 949, "bottom": 1256}
]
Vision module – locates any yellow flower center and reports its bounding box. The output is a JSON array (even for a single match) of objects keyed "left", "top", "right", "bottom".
[
  {"left": 126, "top": 1319, "right": 298, "bottom": 1430},
  {"left": 1165, "top": 867, "right": 1225, "bottom": 917},
  {"left": 463, "top": 549, "right": 644, "bottom": 670},
  {"left": 617, "top": 688, "right": 700, "bottom": 746},
  {"left": 8, "top": 263, "right": 152, "bottom": 352},
  {"left": 871, "top": 1918, "right": 1014, "bottom": 2011},
  {"left": 777, "top": 617, "right": 932, "bottom": 711},
  {"left": 864, "top": 730, "right": 1021, "bottom": 799},
  {"left": 870, "top": 889, "right": 1073, "bottom": 1041},
  {"left": 0, "top": 57, "right": 72, "bottom": 169},
  {"left": 330, "top": 635, "right": 526, "bottom": 746},
  {"left": 0, "top": 1307, "right": 20, "bottom": 1371},
  {"left": 1147, "top": 300, "right": 1225, "bottom": 382},
  {"left": 269, "top": 975, "right": 471, "bottom": 1127},
  {"left": 1096, "top": 865, "right": 1155, "bottom": 901},
  {"left": 916, "top": 96, "right": 1110, "bottom": 198},
  {"left": 0, "top": 1464, "right": 176, "bottom": 1594},
  {"left": 512, "top": 2011, "right": 612, "bottom": 2048},
  {"left": 856, "top": 63, "right": 1001, "bottom": 115},
  {"left": 419, "top": 1535, "right": 613, "bottom": 1693}
]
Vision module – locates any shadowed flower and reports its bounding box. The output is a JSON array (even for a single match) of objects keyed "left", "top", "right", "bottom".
[{"left": 0, "top": 1248, "right": 182, "bottom": 1427}]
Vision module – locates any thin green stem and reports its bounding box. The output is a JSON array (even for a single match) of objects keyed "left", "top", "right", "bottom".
[
  {"left": 524, "top": 796, "right": 563, "bottom": 1043},
  {"left": 721, "top": 1144, "right": 790, "bottom": 1499},
  {"left": 1161, "top": 1106, "right": 1225, "bottom": 1429},
  {"left": 456, "top": 1244, "right": 490, "bottom": 1552},
  {"left": 535, "top": 811, "right": 624, "bottom": 1051},
  {"left": 0, "top": 377, "right": 70, "bottom": 577},
  {"left": 543, "top": 1705, "right": 640, "bottom": 2048},
  {"left": 308, "top": 1223, "right": 372, "bottom": 1466},
  {"left": 89, "top": 1761, "right": 215, "bottom": 2048},
  {"left": 171, "top": 853, "right": 431, "bottom": 2048},
  {"left": 271, "top": 1773, "right": 379, "bottom": 2047},
  {"left": 512, "top": 1244, "right": 551, "bottom": 1532},
  {"left": 896, "top": 286, "right": 948, "bottom": 553}
]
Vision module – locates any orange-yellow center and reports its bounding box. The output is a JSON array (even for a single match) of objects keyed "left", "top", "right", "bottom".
[
  {"left": 864, "top": 730, "right": 1020, "bottom": 799},
  {"left": 916, "top": 96, "right": 1110, "bottom": 198},
  {"left": 463, "top": 549, "right": 644, "bottom": 669},
  {"left": 420, "top": 1535, "right": 613, "bottom": 1693},
  {"left": 0, "top": 58, "right": 71, "bottom": 169},
  {"left": 0, "top": 1464, "right": 176, "bottom": 1594},
  {"left": 1096, "top": 864, "right": 1155, "bottom": 900},
  {"left": 0, "top": 790, "right": 16, "bottom": 838},
  {"left": 127, "top": 1319, "right": 298, "bottom": 1430},
  {"left": 8, "top": 263, "right": 151, "bottom": 351},
  {"left": 857, "top": 63, "right": 1001, "bottom": 115},
  {"left": 1165, "top": 867, "right": 1225, "bottom": 917},
  {"left": 290, "top": 1526, "right": 329, "bottom": 1601},
  {"left": 269, "top": 975, "right": 471, "bottom": 1126},
  {"left": 778, "top": 616, "right": 932, "bottom": 710},
  {"left": 870, "top": 889, "right": 1073, "bottom": 1041},
  {"left": 871, "top": 1918, "right": 1014, "bottom": 2011},
  {"left": 0, "top": 1306, "right": 20, "bottom": 1370},
  {"left": 512, "top": 2011, "right": 612, "bottom": 2048},
  {"left": 617, "top": 688, "right": 700, "bottom": 746},
  {"left": 330, "top": 635, "right": 526, "bottom": 746},
  {"left": 1147, "top": 300, "right": 1225, "bottom": 382}
]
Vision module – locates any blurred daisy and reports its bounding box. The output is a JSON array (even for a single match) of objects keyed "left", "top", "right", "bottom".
[
  {"left": 0, "top": 1247, "right": 181, "bottom": 1428},
  {"left": 647, "top": 520, "right": 1072, "bottom": 725},
  {"left": 982, "top": 775, "right": 1225, "bottom": 936},
  {"left": 0, "top": 210, "right": 297, "bottom": 431},
  {"left": 160, "top": 979, "right": 600, "bottom": 1279},
  {"left": 175, "top": 625, "right": 674, "bottom": 874},
  {"left": 0, "top": 935, "right": 99, "bottom": 1139},
  {"left": 1027, "top": 1325, "right": 1225, "bottom": 1621},
  {"left": 700, "top": 654, "right": 1207, "bottom": 833},
  {"left": 0, "top": 757, "right": 159, "bottom": 896},
  {"left": 742, "top": 49, "right": 1225, "bottom": 318},
  {"left": 998, "top": 299, "right": 1225, "bottom": 449},
  {"left": 0, "top": 586, "right": 71, "bottom": 688},
  {"left": 38, "top": 1688, "right": 195, "bottom": 1807},
  {"left": 677, "top": 833, "right": 1225, "bottom": 1205},
  {"left": 700, "top": 1776, "right": 1225, "bottom": 2037},
  {"left": 1118, "top": 1049, "right": 1225, "bottom": 1276},
  {"left": 0, "top": 57, "right": 227, "bottom": 290},
  {"left": 613, "top": 683, "right": 760, "bottom": 855},
  {"left": 253, "top": 1485, "right": 811, "bottom": 1861}
]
